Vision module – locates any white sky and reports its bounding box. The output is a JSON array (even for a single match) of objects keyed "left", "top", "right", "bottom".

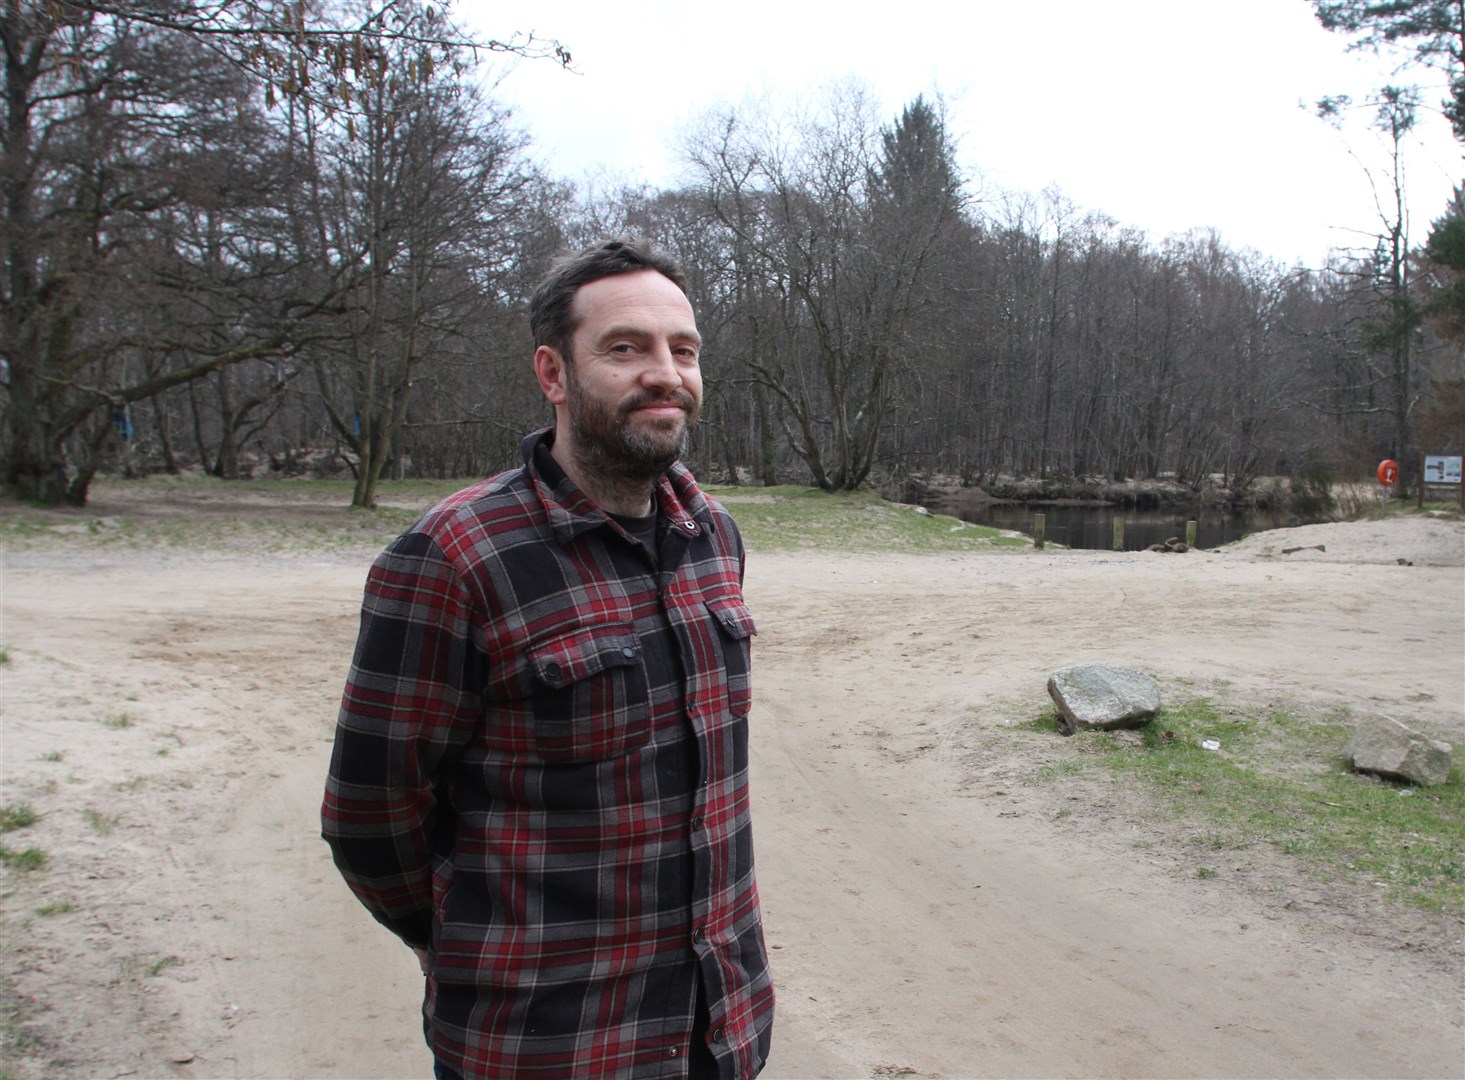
[{"left": 459, "top": 0, "right": 1462, "bottom": 268}]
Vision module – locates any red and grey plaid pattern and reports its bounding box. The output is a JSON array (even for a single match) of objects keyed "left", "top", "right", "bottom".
[{"left": 323, "top": 431, "right": 773, "bottom": 1078}]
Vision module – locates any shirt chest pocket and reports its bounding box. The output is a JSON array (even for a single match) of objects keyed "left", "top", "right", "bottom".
[
  {"left": 706, "top": 595, "right": 756, "bottom": 716},
  {"left": 525, "top": 623, "right": 651, "bottom": 763}
]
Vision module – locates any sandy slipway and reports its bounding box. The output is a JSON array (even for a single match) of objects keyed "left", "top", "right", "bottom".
[{"left": 1, "top": 514, "right": 1461, "bottom": 1079}]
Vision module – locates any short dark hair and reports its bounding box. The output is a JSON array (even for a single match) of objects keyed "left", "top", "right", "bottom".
[{"left": 529, "top": 239, "right": 689, "bottom": 359}]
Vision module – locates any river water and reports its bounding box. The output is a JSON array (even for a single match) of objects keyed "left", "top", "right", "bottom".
[{"left": 937, "top": 501, "right": 1305, "bottom": 551}]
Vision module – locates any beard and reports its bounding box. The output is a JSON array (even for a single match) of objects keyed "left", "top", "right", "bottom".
[{"left": 564, "top": 369, "right": 699, "bottom": 483}]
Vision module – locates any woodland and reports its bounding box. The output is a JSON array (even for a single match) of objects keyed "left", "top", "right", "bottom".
[{"left": 2, "top": 0, "right": 1463, "bottom": 509}]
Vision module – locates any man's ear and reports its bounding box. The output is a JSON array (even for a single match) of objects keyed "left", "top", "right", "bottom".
[{"left": 533, "top": 345, "right": 569, "bottom": 406}]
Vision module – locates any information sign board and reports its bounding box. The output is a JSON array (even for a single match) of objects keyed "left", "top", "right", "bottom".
[{"left": 1423, "top": 456, "right": 1463, "bottom": 484}]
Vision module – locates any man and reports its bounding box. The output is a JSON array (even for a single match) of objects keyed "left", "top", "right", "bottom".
[{"left": 322, "top": 239, "right": 774, "bottom": 1079}]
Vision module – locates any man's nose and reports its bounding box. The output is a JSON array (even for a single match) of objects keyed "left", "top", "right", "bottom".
[{"left": 640, "top": 342, "right": 682, "bottom": 390}]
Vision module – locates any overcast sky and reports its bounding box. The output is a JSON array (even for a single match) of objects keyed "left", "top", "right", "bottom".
[{"left": 459, "top": 0, "right": 1462, "bottom": 268}]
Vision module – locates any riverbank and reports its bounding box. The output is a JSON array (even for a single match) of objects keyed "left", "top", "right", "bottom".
[{"left": 914, "top": 470, "right": 1441, "bottom": 517}]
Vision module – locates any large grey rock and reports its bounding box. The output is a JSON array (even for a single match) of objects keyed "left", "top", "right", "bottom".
[
  {"left": 1047, "top": 664, "right": 1160, "bottom": 735},
  {"left": 1348, "top": 717, "right": 1453, "bottom": 786}
]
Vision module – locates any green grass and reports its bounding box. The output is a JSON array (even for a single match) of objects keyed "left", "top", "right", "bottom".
[
  {"left": 1023, "top": 698, "right": 1464, "bottom": 912},
  {"left": 145, "top": 956, "right": 182, "bottom": 977},
  {"left": 33, "top": 900, "right": 75, "bottom": 917},
  {"left": 1, "top": 800, "right": 49, "bottom": 876},
  {"left": 98, "top": 472, "right": 462, "bottom": 501},
  {"left": 100, "top": 713, "right": 131, "bottom": 729},
  {"left": 0, "top": 845, "right": 47, "bottom": 872},
  {"left": 0, "top": 805, "right": 37, "bottom": 834},
  {"left": 2, "top": 474, "right": 1031, "bottom": 556},
  {"left": 0, "top": 984, "right": 44, "bottom": 1072},
  {"left": 0, "top": 509, "right": 421, "bottom": 554},
  {"left": 121, "top": 954, "right": 182, "bottom": 979},
  {"left": 0, "top": 473, "right": 441, "bottom": 554},
  {"left": 708, "top": 484, "right": 1027, "bottom": 554},
  {"left": 1344, "top": 496, "right": 1464, "bottom": 523},
  {"left": 83, "top": 809, "right": 120, "bottom": 836}
]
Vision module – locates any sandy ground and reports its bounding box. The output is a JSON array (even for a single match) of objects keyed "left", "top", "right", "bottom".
[{"left": 1, "top": 499, "right": 1463, "bottom": 1079}]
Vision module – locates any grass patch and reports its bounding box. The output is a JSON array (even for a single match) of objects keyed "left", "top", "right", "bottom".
[
  {"left": 0, "top": 845, "right": 47, "bottom": 872},
  {"left": 121, "top": 954, "right": 183, "bottom": 979},
  {"left": 2, "top": 474, "right": 1034, "bottom": 557},
  {"left": 1034, "top": 759, "right": 1086, "bottom": 782},
  {"left": 1031, "top": 697, "right": 1464, "bottom": 913},
  {"left": 100, "top": 713, "right": 131, "bottom": 729},
  {"left": 0, "top": 985, "right": 45, "bottom": 1066},
  {"left": 38, "top": 751, "right": 63, "bottom": 763},
  {"left": 1018, "top": 712, "right": 1064, "bottom": 735},
  {"left": 0, "top": 805, "right": 37, "bottom": 833},
  {"left": 709, "top": 485, "right": 1026, "bottom": 554},
  {"left": 33, "top": 900, "right": 76, "bottom": 917},
  {"left": 1339, "top": 494, "right": 1464, "bottom": 523},
  {"left": 0, "top": 474, "right": 452, "bottom": 555},
  {"left": 83, "top": 809, "right": 120, "bottom": 836},
  {"left": 90, "top": 472, "right": 461, "bottom": 502}
]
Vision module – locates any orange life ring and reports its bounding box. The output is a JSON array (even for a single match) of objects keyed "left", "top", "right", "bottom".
[{"left": 1377, "top": 459, "right": 1399, "bottom": 486}]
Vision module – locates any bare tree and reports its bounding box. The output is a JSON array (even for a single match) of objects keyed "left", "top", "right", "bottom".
[
  {"left": 296, "top": 35, "right": 543, "bottom": 507},
  {"left": 683, "top": 87, "right": 967, "bottom": 491},
  {"left": 0, "top": 0, "right": 567, "bottom": 504}
]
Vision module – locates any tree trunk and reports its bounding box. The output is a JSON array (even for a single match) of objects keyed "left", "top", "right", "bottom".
[
  {"left": 3, "top": 365, "right": 69, "bottom": 503},
  {"left": 756, "top": 385, "right": 778, "bottom": 486},
  {"left": 154, "top": 397, "right": 182, "bottom": 475}
]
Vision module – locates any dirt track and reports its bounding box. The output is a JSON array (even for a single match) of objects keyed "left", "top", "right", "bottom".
[{"left": 2, "top": 509, "right": 1462, "bottom": 1078}]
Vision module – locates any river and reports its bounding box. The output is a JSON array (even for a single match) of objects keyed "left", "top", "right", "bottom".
[{"left": 935, "top": 501, "right": 1307, "bottom": 551}]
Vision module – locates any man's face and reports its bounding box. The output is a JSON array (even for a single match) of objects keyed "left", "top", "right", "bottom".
[{"left": 546, "top": 269, "right": 703, "bottom": 482}]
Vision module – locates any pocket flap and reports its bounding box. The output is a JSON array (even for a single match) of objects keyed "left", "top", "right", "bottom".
[
  {"left": 527, "top": 624, "right": 641, "bottom": 689},
  {"left": 706, "top": 596, "right": 757, "bottom": 640}
]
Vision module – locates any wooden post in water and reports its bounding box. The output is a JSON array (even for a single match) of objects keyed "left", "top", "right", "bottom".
[
  {"left": 1033, "top": 513, "right": 1046, "bottom": 550},
  {"left": 1186, "top": 519, "right": 1198, "bottom": 548},
  {"left": 1112, "top": 517, "right": 1124, "bottom": 551}
]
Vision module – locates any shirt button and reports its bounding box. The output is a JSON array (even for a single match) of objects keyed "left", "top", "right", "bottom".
[
  {"left": 692, "top": 927, "right": 705, "bottom": 944},
  {"left": 621, "top": 646, "right": 636, "bottom": 659},
  {"left": 543, "top": 661, "right": 560, "bottom": 682},
  {"left": 711, "top": 1027, "right": 724, "bottom": 1043},
  {"left": 668, "top": 1047, "right": 679, "bottom": 1058},
  {"left": 691, "top": 817, "right": 703, "bottom": 831}
]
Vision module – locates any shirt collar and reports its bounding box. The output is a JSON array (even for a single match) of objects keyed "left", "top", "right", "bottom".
[{"left": 521, "top": 428, "right": 713, "bottom": 545}]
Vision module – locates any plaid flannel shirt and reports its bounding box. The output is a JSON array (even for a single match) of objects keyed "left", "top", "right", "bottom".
[{"left": 323, "top": 430, "right": 774, "bottom": 1078}]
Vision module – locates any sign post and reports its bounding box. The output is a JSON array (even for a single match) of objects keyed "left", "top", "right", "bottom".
[{"left": 1420, "top": 454, "right": 1464, "bottom": 510}]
